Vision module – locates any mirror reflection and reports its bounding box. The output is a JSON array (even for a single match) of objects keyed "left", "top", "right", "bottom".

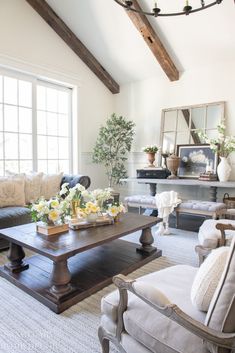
[{"left": 161, "top": 101, "right": 225, "bottom": 155}]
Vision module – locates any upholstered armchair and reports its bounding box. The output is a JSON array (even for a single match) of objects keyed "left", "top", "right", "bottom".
[
  {"left": 99, "top": 238, "right": 235, "bottom": 353},
  {"left": 195, "top": 219, "right": 235, "bottom": 264}
]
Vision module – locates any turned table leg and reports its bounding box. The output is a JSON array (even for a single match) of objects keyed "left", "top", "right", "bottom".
[
  {"left": 4, "top": 243, "right": 29, "bottom": 273},
  {"left": 49, "top": 260, "right": 72, "bottom": 299},
  {"left": 210, "top": 186, "right": 217, "bottom": 202},
  {"left": 137, "top": 227, "right": 157, "bottom": 254}
]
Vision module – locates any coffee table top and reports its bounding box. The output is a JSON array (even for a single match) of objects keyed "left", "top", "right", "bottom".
[{"left": 0, "top": 213, "right": 158, "bottom": 261}]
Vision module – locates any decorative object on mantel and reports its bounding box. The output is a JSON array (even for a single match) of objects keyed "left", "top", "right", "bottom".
[
  {"left": 142, "top": 145, "right": 159, "bottom": 167},
  {"left": 136, "top": 168, "right": 170, "bottom": 179},
  {"left": 198, "top": 172, "right": 218, "bottom": 181},
  {"left": 198, "top": 122, "right": 235, "bottom": 182},
  {"left": 161, "top": 152, "right": 170, "bottom": 169},
  {"left": 113, "top": 0, "right": 224, "bottom": 17},
  {"left": 92, "top": 113, "right": 135, "bottom": 188},
  {"left": 177, "top": 144, "right": 218, "bottom": 179},
  {"left": 166, "top": 154, "right": 181, "bottom": 179}
]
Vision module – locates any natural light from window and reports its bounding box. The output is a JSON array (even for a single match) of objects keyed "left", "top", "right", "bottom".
[{"left": 0, "top": 71, "right": 72, "bottom": 175}]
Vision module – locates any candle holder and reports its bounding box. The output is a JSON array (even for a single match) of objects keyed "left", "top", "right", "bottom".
[{"left": 161, "top": 153, "right": 169, "bottom": 168}]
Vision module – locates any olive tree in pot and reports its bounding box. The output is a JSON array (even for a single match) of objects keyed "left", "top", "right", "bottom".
[{"left": 92, "top": 113, "right": 135, "bottom": 202}]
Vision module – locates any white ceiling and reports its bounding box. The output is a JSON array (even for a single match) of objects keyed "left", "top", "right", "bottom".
[{"left": 46, "top": 0, "right": 235, "bottom": 84}]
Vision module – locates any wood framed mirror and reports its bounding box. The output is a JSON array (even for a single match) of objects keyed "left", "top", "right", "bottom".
[{"left": 160, "top": 101, "right": 225, "bottom": 155}]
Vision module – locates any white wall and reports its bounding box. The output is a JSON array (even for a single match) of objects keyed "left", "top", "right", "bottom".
[
  {"left": 115, "top": 63, "right": 235, "bottom": 201},
  {"left": 0, "top": 0, "right": 114, "bottom": 188}
]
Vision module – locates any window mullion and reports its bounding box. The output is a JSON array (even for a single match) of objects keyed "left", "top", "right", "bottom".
[{"left": 32, "top": 79, "right": 37, "bottom": 172}]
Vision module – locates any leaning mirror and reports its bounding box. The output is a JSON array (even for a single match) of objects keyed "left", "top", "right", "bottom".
[{"left": 160, "top": 101, "right": 225, "bottom": 157}]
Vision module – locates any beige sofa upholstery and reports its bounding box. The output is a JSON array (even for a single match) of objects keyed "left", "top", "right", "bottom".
[{"left": 99, "top": 239, "right": 235, "bottom": 353}]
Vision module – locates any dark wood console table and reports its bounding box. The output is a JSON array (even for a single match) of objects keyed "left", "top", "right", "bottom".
[
  {"left": 0, "top": 213, "right": 161, "bottom": 313},
  {"left": 122, "top": 178, "right": 235, "bottom": 202}
]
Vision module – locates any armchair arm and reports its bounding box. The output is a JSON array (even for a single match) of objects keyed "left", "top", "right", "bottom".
[
  {"left": 215, "top": 223, "right": 235, "bottom": 247},
  {"left": 61, "top": 174, "right": 91, "bottom": 189},
  {"left": 113, "top": 274, "right": 235, "bottom": 350}
]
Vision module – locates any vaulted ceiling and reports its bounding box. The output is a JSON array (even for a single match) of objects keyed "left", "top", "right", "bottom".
[{"left": 45, "top": 0, "right": 235, "bottom": 85}]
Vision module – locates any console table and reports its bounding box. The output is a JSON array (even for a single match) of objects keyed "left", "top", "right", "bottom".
[{"left": 121, "top": 178, "right": 235, "bottom": 202}]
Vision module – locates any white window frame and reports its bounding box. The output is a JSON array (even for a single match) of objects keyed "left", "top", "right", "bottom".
[{"left": 0, "top": 67, "right": 73, "bottom": 175}]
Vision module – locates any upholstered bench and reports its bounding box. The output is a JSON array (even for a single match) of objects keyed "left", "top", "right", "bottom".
[
  {"left": 175, "top": 200, "right": 226, "bottom": 228},
  {"left": 124, "top": 195, "right": 157, "bottom": 214}
]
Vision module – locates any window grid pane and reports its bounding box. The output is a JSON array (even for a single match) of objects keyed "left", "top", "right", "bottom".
[
  {"left": 0, "top": 72, "right": 71, "bottom": 176},
  {"left": 36, "top": 83, "right": 71, "bottom": 174}
]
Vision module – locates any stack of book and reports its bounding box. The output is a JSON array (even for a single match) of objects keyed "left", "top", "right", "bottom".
[{"left": 198, "top": 172, "right": 218, "bottom": 181}]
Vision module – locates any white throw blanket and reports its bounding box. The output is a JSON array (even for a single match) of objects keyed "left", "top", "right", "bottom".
[{"left": 155, "top": 191, "right": 181, "bottom": 218}]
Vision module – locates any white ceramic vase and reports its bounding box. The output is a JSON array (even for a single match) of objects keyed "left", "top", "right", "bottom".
[{"left": 217, "top": 157, "right": 231, "bottom": 182}]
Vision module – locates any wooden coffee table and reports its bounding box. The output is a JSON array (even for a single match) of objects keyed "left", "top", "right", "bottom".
[{"left": 0, "top": 213, "right": 161, "bottom": 313}]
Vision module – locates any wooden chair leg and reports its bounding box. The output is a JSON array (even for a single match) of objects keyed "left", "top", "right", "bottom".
[{"left": 98, "top": 327, "right": 110, "bottom": 353}]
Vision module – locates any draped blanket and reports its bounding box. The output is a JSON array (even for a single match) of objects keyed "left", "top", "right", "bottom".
[{"left": 155, "top": 191, "right": 181, "bottom": 219}]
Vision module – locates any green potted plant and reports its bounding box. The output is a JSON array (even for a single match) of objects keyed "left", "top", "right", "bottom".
[{"left": 92, "top": 113, "right": 135, "bottom": 191}]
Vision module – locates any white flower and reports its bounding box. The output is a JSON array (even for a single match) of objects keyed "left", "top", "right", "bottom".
[{"left": 75, "top": 183, "right": 85, "bottom": 192}]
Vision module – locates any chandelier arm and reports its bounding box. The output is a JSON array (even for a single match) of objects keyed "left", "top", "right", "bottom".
[{"left": 113, "top": 0, "right": 223, "bottom": 17}]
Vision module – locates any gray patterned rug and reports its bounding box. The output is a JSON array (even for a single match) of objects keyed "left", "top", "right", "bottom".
[{"left": 0, "top": 227, "right": 198, "bottom": 353}]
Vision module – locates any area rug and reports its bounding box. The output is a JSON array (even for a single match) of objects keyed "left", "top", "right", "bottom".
[{"left": 0, "top": 227, "right": 198, "bottom": 353}]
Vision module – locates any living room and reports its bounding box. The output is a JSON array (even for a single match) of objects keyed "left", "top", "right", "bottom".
[{"left": 0, "top": 0, "right": 235, "bottom": 353}]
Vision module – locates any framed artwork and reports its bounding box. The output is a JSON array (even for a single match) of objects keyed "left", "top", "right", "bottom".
[{"left": 177, "top": 144, "right": 218, "bottom": 178}]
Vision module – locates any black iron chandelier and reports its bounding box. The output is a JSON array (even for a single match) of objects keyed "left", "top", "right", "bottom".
[{"left": 113, "top": 0, "right": 224, "bottom": 16}]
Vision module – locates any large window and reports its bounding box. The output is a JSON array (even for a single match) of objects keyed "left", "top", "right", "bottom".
[{"left": 0, "top": 70, "right": 72, "bottom": 175}]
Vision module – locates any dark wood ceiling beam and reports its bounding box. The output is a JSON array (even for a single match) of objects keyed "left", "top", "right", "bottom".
[
  {"left": 25, "top": 0, "right": 120, "bottom": 94},
  {"left": 125, "top": 0, "right": 179, "bottom": 81}
]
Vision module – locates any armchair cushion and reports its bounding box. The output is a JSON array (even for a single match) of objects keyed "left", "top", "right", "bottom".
[
  {"left": 206, "top": 237, "right": 235, "bottom": 353},
  {"left": 102, "top": 265, "right": 208, "bottom": 353},
  {"left": 191, "top": 246, "right": 230, "bottom": 312}
]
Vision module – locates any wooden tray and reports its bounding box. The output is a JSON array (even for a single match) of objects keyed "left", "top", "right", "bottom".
[
  {"left": 69, "top": 216, "right": 114, "bottom": 230},
  {"left": 36, "top": 223, "right": 69, "bottom": 235}
]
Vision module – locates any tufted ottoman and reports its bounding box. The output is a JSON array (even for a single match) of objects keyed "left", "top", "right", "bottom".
[
  {"left": 175, "top": 200, "right": 226, "bottom": 228},
  {"left": 124, "top": 195, "right": 157, "bottom": 214}
]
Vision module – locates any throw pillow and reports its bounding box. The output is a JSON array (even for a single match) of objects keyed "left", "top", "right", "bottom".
[
  {"left": 40, "top": 172, "right": 63, "bottom": 200},
  {"left": 6, "top": 171, "right": 43, "bottom": 204},
  {"left": 0, "top": 176, "right": 25, "bottom": 207},
  {"left": 191, "top": 246, "right": 229, "bottom": 312}
]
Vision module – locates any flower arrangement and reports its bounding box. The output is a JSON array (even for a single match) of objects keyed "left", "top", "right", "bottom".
[
  {"left": 106, "top": 202, "right": 126, "bottom": 219},
  {"left": 60, "top": 182, "right": 86, "bottom": 202},
  {"left": 198, "top": 123, "right": 235, "bottom": 158},
  {"left": 142, "top": 145, "right": 159, "bottom": 153},
  {"left": 90, "top": 188, "right": 113, "bottom": 209},
  {"left": 30, "top": 197, "right": 70, "bottom": 225}
]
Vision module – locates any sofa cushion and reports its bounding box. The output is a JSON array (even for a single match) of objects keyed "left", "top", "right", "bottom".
[
  {"left": 198, "top": 219, "right": 235, "bottom": 249},
  {"left": 205, "top": 238, "right": 235, "bottom": 353},
  {"left": 40, "top": 172, "right": 63, "bottom": 200},
  {"left": 0, "top": 176, "right": 25, "bottom": 207},
  {"left": 0, "top": 206, "right": 31, "bottom": 229},
  {"left": 6, "top": 171, "right": 44, "bottom": 204},
  {"left": 191, "top": 247, "right": 229, "bottom": 312},
  {"left": 102, "top": 265, "right": 208, "bottom": 353}
]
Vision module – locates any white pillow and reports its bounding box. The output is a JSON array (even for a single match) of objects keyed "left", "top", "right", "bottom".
[
  {"left": 0, "top": 176, "right": 25, "bottom": 207},
  {"left": 191, "top": 246, "right": 229, "bottom": 312},
  {"left": 6, "top": 171, "right": 43, "bottom": 204},
  {"left": 40, "top": 172, "right": 63, "bottom": 200}
]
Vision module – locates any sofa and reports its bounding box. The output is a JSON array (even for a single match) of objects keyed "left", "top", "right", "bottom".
[{"left": 0, "top": 173, "right": 91, "bottom": 250}]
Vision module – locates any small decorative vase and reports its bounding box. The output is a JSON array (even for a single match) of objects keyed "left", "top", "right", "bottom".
[
  {"left": 71, "top": 200, "right": 80, "bottom": 219},
  {"left": 86, "top": 213, "right": 98, "bottom": 223},
  {"left": 166, "top": 154, "right": 181, "bottom": 179},
  {"left": 146, "top": 152, "right": 156, "bottom": 167},
  {"left": 217, "top": 157, "right": 231, "bottom": 182},
  {"left": 114, "top": 213, "right": 121, "bottom": 223}
]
